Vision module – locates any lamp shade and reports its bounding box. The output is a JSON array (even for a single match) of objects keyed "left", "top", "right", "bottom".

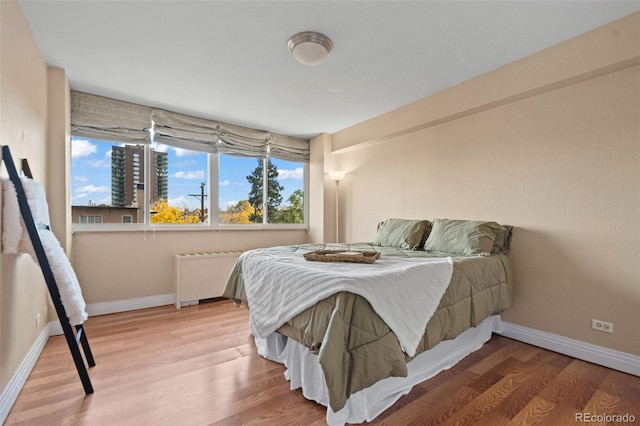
[
  {"left": 288, "top": 31, "right": 333, "bottom": 66},
  {"left": 329, "top": 171, "right": 346, "bottom": 182}
]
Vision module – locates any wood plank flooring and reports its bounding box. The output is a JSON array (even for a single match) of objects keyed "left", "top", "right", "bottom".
[{"left": 5, "top": 299, "right": 639, "bottom": 425}]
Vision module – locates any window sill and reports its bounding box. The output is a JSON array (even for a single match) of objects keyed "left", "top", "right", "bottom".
[{"left": 71, "top": 223, "right": 309, "bottom": 233}]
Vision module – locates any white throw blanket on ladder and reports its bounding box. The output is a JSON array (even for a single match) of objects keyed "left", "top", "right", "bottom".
[
  {"left": 2, "top": 177, "right": 88, "bottom": 325},
  {"left": 241, "top": 249, "right": 454, "bottom": 357}
]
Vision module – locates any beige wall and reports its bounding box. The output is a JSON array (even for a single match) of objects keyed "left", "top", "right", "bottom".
[
  {"left": 0, "top": 0, "right": 51, "bottom": 392},
  {"left": 47, "top": 67, "right": 71, "bottom": 254},
  {"left": 328, "top": 14, "right": 640, "bottom": 355},
  {"left": 309, "top": 133, "right": 338, "bottom": 243},
  {"left": 72, "top": 229, "right": 308, "bottom": 303}
]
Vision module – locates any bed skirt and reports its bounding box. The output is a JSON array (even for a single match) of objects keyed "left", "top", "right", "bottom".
[{"left": 254, "top": 315, "right": 503, "bottom": 425}]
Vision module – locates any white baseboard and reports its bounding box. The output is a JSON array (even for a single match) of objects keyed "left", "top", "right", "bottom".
[
  {"left": 0, "top": 324, "right": 50, "bottom": 425},
  {"left": 498, "top": 322, "right": 640, "bottom": 377},
  {"left": 86, "top": 293, "right": 174, "bottom": 317},
  {"left": 0, "top": 294, "right": 175, "bottom": 422},
  {"left": 49, "top": 294, "right": 175, "bottom": 335}
]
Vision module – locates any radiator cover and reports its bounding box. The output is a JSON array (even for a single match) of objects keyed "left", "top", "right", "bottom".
[{"left": 174, "top": 251, "right": 243, "bottom": 308}]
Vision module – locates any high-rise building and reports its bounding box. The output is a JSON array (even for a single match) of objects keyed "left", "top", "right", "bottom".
[{"left": 111, "top": 145, "right": 168, "bottom": 207}]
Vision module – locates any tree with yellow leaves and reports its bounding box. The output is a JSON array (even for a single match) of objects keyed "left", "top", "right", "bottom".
[
  {"left": 219, "top": 200, "right": 258, "bottom": 224},
  {"left": 150, "top": 199, "right": 201, "bottom": 224}
]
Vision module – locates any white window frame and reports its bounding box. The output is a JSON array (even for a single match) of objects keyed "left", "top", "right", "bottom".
[{"left": 72, "top": 142, "right": 309, "bottom": 232}]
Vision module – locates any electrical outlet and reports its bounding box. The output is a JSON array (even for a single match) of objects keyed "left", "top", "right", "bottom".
[
  {"left": 592, "top": 319, "right": 614, "bottom": 333},
  {"left": 36, "top": 313, "right": 41, "bottom": 328}
]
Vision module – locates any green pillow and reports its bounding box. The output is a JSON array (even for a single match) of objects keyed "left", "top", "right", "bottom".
[
  {"left": 487, "top": 222, "right": 513, "bottom": 254},
  {"left": 424, "top": 219, "right": 497, "bottom": 256},
  {"left": 373, "top": 218, "right": 432, "bottom": 250}
]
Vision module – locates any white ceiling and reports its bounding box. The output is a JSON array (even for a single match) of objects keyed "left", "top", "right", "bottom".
[{"left": 19, "top": 1, "right": 640, "bottom": 139}]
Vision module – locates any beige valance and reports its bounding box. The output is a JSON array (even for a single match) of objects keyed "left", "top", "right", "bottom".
[
  {"left": 71, "top": 91, "right": 310, "bottom": 162},
  {"left": 70, "top": 91, "right": 152, "bottom": 144},
  {"left": 152, "top": 109, "right": 309, "bottom": 161}
]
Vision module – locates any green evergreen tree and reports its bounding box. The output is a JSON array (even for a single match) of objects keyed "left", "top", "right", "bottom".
[
  {"left": 246, "top": 158, "right": 284, "bottom": 223},
  {"left": 278, "top": 189, "right": 304, "bottom": 224}
]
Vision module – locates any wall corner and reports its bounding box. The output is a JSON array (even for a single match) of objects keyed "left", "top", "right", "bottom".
[{"left": 46, "top": 66, "right": 71, "bottom": 255}]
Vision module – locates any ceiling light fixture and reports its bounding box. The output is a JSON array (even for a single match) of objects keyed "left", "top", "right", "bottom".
[{"left": 287, "top": 31, "right": 333, "bottom": 66}]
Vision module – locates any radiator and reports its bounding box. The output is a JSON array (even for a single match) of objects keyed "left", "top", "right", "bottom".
[{"left": 174, "top": 250, "right": 243, "bottom": 309}]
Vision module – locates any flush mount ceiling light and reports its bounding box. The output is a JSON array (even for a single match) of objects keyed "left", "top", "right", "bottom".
[{"left": 287, "top": 31, "right": 333, "bottom": 66}]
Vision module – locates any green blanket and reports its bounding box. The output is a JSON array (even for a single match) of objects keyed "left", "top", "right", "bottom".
[{"left": 222, "top": 243, "right": 513, "bottom": 411}]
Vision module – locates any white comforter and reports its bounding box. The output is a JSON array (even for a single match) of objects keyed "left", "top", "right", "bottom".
[{"left": 241, "top": 249, "right": 454, "bottom": 357}]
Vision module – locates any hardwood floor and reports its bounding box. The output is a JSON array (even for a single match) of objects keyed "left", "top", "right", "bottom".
[{"left": 6, "top": 299, "right": 639, "bottom": 425}]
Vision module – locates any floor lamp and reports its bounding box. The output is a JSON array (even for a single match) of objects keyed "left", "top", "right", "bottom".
[{"left": 329, "top": 171, "right": 346, "bottom": 242}]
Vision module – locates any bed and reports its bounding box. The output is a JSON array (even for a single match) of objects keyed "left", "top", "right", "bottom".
[{"left": 223, "top": 218, "right": 514, "bottom": 425}]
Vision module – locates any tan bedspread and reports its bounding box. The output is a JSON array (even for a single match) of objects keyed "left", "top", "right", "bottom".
[{"left": 223, "top": 243, "right": 513, "bottom": 412}]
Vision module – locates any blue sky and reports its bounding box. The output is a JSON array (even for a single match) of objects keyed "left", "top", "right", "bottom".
[{"left": 71, "top": 138, "right": 304, "bottom": 210}]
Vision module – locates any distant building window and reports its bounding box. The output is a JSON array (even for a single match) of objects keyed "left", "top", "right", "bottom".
[
  {"left": 79, "top": 215, "right": 102, "bottom": 224},
  {"left": 122, "top": 215, "right": 133, "bottom": 224},
  {"left": 111, "top": 144, "right": 168, "bottom": 207}
]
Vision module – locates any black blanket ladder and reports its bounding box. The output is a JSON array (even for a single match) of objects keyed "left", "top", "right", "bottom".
[{"left": 1, "top": 145, "right": 95, "bottom": 394}]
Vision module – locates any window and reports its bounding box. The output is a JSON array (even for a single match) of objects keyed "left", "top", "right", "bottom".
[
  {"left": 270, "top": 158, "right": 305, "bottom": 224},
  {"left": 79, "top": 215, "right": 102, "bottom": 224},
  {"left": 71, "top": 137, "right": 306, "bottom": 228},
  {"left": 218, "top": 155, "right": 305, "bottom": 225},
  {"left": 69, "top": 91, "right": 309, "bottom": 230},
  {"left": 71, "top": 138, "right": 139, "bottom": 224},
  {"left": 148, "top": 142, "right": 208, "bottom": 224}
]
